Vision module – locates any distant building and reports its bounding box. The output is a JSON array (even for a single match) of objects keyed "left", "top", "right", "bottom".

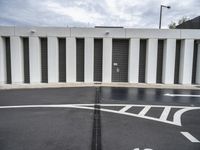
[{"left": 176, "top": 16, "right": 200, "bottom": 29}]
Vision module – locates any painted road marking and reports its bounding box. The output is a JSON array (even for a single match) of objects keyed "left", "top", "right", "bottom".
[
  {"left": 181, "top": 132, "right": 200, "bottom": 143},
  {"left": 165, "top": 93, "right": 200, "bottom": 97},
  {"left": 138, "top": 106, "right": 151, "bottom": 116},
  {"left": 119, "top": 105, "right": 132, "bottom": 113},
  {"left": 159, "top": 106, "right": 171, "bottom": 121},
  {"left": 133, "top": 148, "right": 153, "bottom": 150},
  {"left": 0, "top": 104, "right": 200, "bottom": 126}
]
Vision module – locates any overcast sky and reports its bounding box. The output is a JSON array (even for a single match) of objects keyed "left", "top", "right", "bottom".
[{"left": 0, "top": 0, "right": 199, "bottom": 28}]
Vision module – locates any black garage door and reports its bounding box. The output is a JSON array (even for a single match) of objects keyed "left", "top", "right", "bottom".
[
  {"left": 139, "top": 39, "right": 147, "bottom": 83},
  {"left": 40, "top": 38, "right": 48, "bottom": 83},
  {"left": 192, "top": 40, "right": 198, "bottom": 84},
  {"left": 5, "top": 37, "right": 12, "bottom": 84},
  {"left": 112, "top": 39, "right": 129, "bottom": 82},
  {"left": 94, "top": 39, "right": 103, "bottom": 82},
  {"left": 174, "top": 40, "right": 181, "bottom": 84},
  {"left": 23, "top": 37, "right": 30, "bottom": 83},
  {"left": 58, "top": 38, "right": 66, "bottom": 82},
  {"left": 156, "top": 40, "right": 164, "bottom": 83},
  {"left": 76, "top": 38, "right": 84, "bottom": 82}
]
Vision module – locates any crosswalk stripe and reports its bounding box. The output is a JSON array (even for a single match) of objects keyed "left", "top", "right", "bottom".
[
  {"left": 159, "top": 106, "right": 171, "bottom": 121},
  {"left": 138, "top": 106, "right": 151, "bottom": 116},
  {"left": 119, "top": 105, "right": 132, "bottom": 113}
]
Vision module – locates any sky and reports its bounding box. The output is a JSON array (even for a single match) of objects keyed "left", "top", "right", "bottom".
[{"left": 0, "top": 0, "right": 199, "bottom": 28}]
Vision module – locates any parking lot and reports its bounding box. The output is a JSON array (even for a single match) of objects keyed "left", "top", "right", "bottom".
[{"left": 0, "top": 87, "right": 200, "bottom": 150}]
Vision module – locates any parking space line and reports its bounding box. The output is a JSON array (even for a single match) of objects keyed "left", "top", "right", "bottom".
[
  {"left": 181, "top": 132, "right": 200, "bottom": 143},
  {"left": 138, "top": 106, "right": 151, "bottom": 116},
  {"left": 165, "top": 93, "right": 200, "bottom": 97},
  {"left": 119, "top": 105, "right": 132, "bottom": 113},
  {"left": 159, "top": 106, "right": 171, "bottom": 121}
]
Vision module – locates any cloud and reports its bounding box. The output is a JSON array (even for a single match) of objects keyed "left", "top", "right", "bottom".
[{"left": 0, "top": 0, "right": 199, "bottom": 28}]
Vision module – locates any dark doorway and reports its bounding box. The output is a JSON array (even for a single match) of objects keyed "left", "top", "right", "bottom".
[
  {"left": 58, "top": 38, "right": 66, "bottom": 82},
  {"left": 23, "top": 37, "right": 30, "bottom": 83},
  {"left": 174, "top": 40, "right": 181, "bottom": 84},
  {"left": 139, "top": 39, "right": 147, "bottom": 83},
  {"left": 5, "top": 37, "right": 11, "bottom": 84},
  {"left": 156, "top": 40, "right": 164, "bottom": 83},
  {"left": 40, "top": 38, "right": 48, "bottom": 83},
  {"left": 112, "top": 39, "right": 129, "bottom": 82},
  {"left": 94, "top": 39, "right": 103, "bottom": 82},
  {"left": 76, "top": 38, "right": 84, "bottom": 82}
]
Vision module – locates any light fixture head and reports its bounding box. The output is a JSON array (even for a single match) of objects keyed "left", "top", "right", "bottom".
[
  {"left": 105, "top": 31, "right": 110, "bottom": 35},
  {"left": 167, "top": 6, "right": 171, "bottom": 9},
  {"left": 30, "top": 29, "right": 36, "bottom": 33}
]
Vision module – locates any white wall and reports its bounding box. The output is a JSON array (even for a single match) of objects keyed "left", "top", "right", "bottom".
[
  {"left": 179, "top": 39, "right": 194, "bottom": 84},
  {"left": 10, "top": 36, "right": 24, "bottom": 83},
  {"left": 29, "top": 37, "right": 41, "bottom": 83},
  {"left": 145, "top": 39, "right": 158, "bottom": 84},
  {"left": 0, "top": 26, "right": 200, "bottom": 85},
  {"left": 0, "top": 37, "right": 6, "bottom": 83},
  {"left": 48, "top": 37, "right": 59, "bottom": 83}
]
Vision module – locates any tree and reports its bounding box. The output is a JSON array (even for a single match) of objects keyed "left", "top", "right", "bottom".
[
  {"left": 168, "top": 21, "right": 176, "bottom": 29},
  {"left": 168, "top": 17, "right": 190, "bottom": 29}
]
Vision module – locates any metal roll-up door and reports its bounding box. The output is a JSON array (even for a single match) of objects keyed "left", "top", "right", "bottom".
[
  {"left": 174, "top": 40, "right": 181, "bottom": 84},
  {"left": 139, "top": 39, "right": 147, "bottom": 83},
  {"left": 76, "top": 38, "right": 84, "bottom": 82},
  {"left": 192, "top": 41, "right": 198, "bottom": 84},
  {"left": 5, "top": 37, "right": 12, "bottom": 84},
  {"left": 112, "top": 39, "right": 129, "bottom": 82},
  {"left": 94, "top": 39, "right": 103, "bottom": 82},
  {"left": 156, "top": 40, "right": 164, "bottom": 83},
  {"left": 59, "top": 38, "right": 66, "bottom": 82},
  {"left": 41, "top": 38, "right": 48, "bottom": 83},
  {"left": 23, "top": 37, "right": 30, "bottom": 83}
]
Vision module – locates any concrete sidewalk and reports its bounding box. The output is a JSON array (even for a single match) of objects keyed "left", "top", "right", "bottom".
[{"left": 0, "top": 83, "right": 200, "bottom": 90}]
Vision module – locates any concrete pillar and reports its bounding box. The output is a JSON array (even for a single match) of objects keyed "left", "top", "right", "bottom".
[
  {"left": 179, "top": 39, "right": 194, "bottom": 84},
  {"left": 84, "top": 37, "right": 94, "bottom": 82},
  {"left": 162, "top": 39, "right": 176, "bottom": 84},
  {"left": 145, "top": 38, "right": 158, "bottom": 83},
  {"left": 195, "top": 42, "right": 200, "bottom": 84},
  {"left": 10, "top": 36, "right": 24, "bottom": 83},
  {"left": 0, "top": 37, "right": 6, "bottom": 84},
  {"left": 128, "top": 38, "right": 140, "bottom": 83},
  {"left": 48, "top": 37, "right": 59, "bottom": 83},
  {"left": 66, "top": 37, "right": 76, "bottom": 82},
  {"left": 29, "top": 37, "right": 41, "bottom": 83},
  {"left": 103, "top": 38, "right": 112, "bottom": 83}
]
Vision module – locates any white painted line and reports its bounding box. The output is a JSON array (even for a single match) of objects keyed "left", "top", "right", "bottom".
[
  {"left": 181, "top": 132, "right": 200, "bottom": 143},
  {"left": 119, "top": 105, "right": 132, "bottom": 113},
  {"left": 159, "top": 106, "right": 171, "bottom": 121},
  {"left": 0, "top": 104, "right": 200, "bottom": 126},
  {"left": 74, "top": 104, "right": 198, "bottom": 109},
  {"left": 165, "top": 93, "right": 200, "bottom": 97},
  {"left": 173, "top": 107, "right": 200, "bottom": 126},
  {"left": 138, "top": 106, "right": 151, "bottom": 116}
]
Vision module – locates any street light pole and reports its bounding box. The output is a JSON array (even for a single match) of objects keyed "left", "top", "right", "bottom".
[{"left": 159, "top": 5, "right": 171, "bottom": 29}]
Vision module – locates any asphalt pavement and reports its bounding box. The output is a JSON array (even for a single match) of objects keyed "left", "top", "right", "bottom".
[{"left": 0, "top": 87, "right": 200, "bottom": 150}]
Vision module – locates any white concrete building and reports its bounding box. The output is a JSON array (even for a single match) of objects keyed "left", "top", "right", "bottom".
[{"left": 0, "top": 26, "right": 200, "bottom": 85}]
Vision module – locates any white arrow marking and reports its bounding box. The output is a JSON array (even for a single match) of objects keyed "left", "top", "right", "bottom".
[{"left": 165, "top": 93, "right": 200, "bottom": 97}]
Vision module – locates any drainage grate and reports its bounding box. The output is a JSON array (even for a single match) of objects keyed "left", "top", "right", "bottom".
[{"left": 91, "top": 87, "right": 102, "bottom": 150}]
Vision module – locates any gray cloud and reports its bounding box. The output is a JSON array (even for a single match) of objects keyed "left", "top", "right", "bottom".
[{"left": 0, "top": 0, "right": 199, "bottom": 28}]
